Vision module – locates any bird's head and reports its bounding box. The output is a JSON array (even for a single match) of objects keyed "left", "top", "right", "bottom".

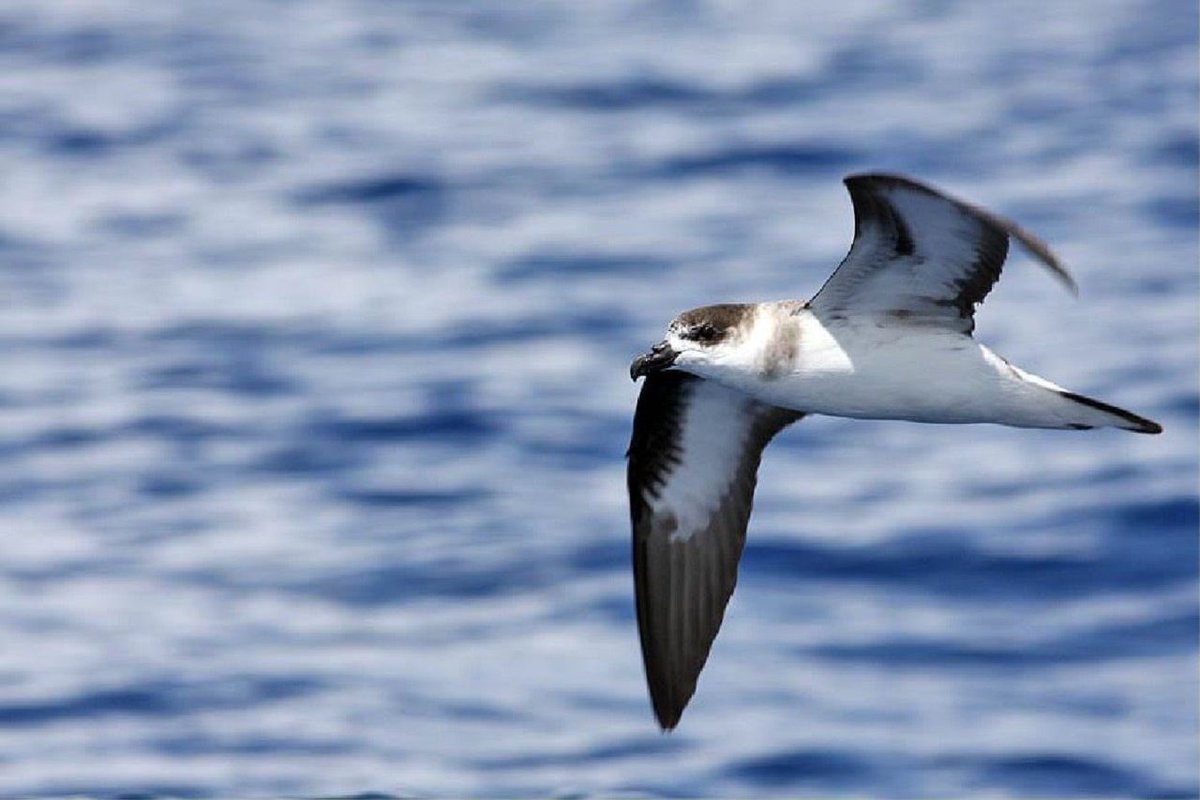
[{"left": 630, "top": 303, "right": 754, "bottom": 381}]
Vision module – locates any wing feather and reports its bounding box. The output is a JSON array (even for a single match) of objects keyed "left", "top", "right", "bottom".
[
  {"left": 808, "top": 173, "right": 1076, "bottom": 333},
  {"left": 627, "top": 372, "right": 802, "bottom": 729}
]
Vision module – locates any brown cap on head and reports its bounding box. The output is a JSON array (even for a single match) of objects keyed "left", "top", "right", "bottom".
[{"left": 672, "top": 303, "right": 753, "bottom": 344}]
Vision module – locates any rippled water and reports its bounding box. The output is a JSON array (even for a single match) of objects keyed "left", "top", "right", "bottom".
[{"left": 0, "top": 1, "right": 1196, "bottom": 797}]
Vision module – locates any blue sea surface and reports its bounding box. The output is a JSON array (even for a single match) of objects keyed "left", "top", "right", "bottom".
[{"left": 0, "top": 1, "right": 1196, "bottom": 797}]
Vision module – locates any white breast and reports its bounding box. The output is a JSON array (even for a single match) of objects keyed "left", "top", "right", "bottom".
[{"left": 737, "top": 312, "right": 1012, "bottom": 423}]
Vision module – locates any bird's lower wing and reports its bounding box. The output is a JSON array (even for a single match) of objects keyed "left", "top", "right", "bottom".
[{"left": 627, "top": 371, "right": 803, "bottom": 729}]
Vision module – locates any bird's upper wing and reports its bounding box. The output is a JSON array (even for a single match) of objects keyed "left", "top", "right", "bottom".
[
  {"left": 627, "top": 371, "right": 803, "bottom": 730},
  {"left": 807, "top": 173, "right": 1077, "bottom": 334}
]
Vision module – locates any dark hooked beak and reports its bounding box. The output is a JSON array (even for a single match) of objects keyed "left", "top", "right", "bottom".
[{"left": 630, "top": 340, "right": 678, "bottom": 381}]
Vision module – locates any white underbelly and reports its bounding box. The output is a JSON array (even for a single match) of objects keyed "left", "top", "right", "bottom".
[{"left": 750, "top": 335, "right": 1024, "bottom": 424}]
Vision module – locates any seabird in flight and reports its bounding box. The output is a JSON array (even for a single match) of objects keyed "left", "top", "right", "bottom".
[{"left": 627, "top": 173, "right": 1162, "bottom": 730}]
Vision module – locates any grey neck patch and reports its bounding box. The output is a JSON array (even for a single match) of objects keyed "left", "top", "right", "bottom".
[{"left": 756, "top": 305, "right": 801, "bottom": 379}]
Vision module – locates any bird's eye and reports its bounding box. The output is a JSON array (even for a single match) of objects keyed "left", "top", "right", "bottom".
[{"left": 689, "top": 323, "right": 719, "bottom": 343}]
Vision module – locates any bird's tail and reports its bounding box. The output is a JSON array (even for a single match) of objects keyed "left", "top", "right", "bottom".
[
  {"left": 1056, "top": 390, "right": 1162, "bottom": 434},
  {"left": 998, "top": 356, "right": 1162, "bottom": 434}
]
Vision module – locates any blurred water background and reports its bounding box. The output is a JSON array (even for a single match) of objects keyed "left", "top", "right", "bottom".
[{"left": 0, "top": 0, "right": 1196, "bottom": 797}]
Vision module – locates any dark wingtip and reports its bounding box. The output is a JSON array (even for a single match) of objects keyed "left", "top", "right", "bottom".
[
  {"left": 651, "top": 692, "right": 684, "bottom": 730},
  {"left": 644, "top": 663, "right": 688, "bottom": 730},
  {"left": 653, "top": 704, "right": 682, "bottom": 731}
]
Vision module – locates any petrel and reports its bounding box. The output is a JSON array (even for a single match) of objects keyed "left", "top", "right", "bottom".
[{"left": 627, "top": 173, "right": 1162, "bottom": 730}]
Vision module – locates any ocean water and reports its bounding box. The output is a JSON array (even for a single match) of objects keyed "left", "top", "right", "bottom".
[{"left": 0, "top": 0, "right": 1196, "bottom": 796}]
